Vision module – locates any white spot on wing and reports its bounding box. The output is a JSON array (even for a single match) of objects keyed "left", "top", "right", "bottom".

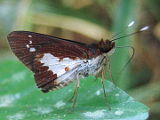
[
  {"left": 29, "top": 40, "right": 32, "bottom": 44},
  {"left": 40, "top": 53, "right": 106, "bottom": 85},
  {"left": 40, "top": 53, "right": 83, "bottom": 77},
  {"left": 28, "top": 35, "right": 32, "bottom": 38},
  {"left": 29, "top": 48, "right": 36, "bottom": 52},
  {"left": 26, "top": 44, "right": 30, "bottom": 48},
  {"left": 54, "top": 100, "right": 66, "bottom": 108},
  {"left": 115, "top": 110, "right": 124, "bottom": 115},
  {"left": 83, "top": 109, "right": 106, "bottom": 119}
]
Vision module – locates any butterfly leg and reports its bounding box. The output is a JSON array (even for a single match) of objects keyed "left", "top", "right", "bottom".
[
  {"left": 101, "top": 66, "right": 111, "bottom": 110},
  {"left": 68, "top": 73, "right": 81, "bottom": 110},
  {"left": 101, "top": 66, "right": 107, "bottom": 103},
  {"left": 107, "top": 57, "right": 116, "bottom": 86},
  {"left": 68, "top": 80, "right": 79, "bottom": 102},
  {"left": 72, "top": 80, "right": 80, "bottom": 110}
]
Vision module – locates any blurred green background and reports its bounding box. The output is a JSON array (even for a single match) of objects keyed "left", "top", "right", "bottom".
[{"left": 0, "top": 0, "right": 160, "bottom": 120}]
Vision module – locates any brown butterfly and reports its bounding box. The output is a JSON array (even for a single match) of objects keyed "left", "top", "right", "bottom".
[{"left": 7, "top": 31, "right": 115, "bottom": 93}]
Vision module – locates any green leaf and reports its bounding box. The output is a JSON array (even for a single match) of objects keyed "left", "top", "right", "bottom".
[{"left": 0, "top": 60, "right": 149, "bottom": 120}]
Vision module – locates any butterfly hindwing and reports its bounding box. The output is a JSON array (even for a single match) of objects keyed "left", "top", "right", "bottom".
[{"left": 34, "top": 53, "right": 84, "bottom": 92}]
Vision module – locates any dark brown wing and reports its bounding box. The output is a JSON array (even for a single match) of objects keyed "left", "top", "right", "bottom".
[{"left": 7, "top": 31, "right": 101, "bottom": 92}]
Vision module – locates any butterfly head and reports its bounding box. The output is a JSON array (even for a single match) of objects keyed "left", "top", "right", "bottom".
[{"left": 98, "top": 39, "right": 115, "bottom": 53}]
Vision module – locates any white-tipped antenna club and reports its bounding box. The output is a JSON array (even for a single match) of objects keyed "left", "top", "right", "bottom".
[
  {"left": 112, "top": 21, "right": 135, "bottom": 39},
  {"left": 140, "top": 26, "right": 149, "bottom": 31},
  {"left": 111, "top": 25, "right": 150, "bottom": 42},
  {"left": 128, "top": 21, "right": 135, "bottom": 27}
]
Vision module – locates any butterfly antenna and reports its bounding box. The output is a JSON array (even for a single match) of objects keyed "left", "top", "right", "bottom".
[
  {"left": 111, "top": 25, "right": 149, "bottom": 72},
  {"left": 111, "top": 21, "right": 135, "bottom": 39},
  {"left": 111, "top": 26, "right": 149, "bottom": 42}
]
